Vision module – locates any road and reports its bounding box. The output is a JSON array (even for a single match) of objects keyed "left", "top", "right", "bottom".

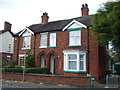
[{"left": 1, "top": 80, "right": 76, "bottom": 88}]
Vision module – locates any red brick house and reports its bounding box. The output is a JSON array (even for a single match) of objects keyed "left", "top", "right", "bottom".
[{"left": 13, "top": 4, "right": 106, "bottom": 80}]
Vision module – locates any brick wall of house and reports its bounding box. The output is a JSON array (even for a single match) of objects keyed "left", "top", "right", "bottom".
[
  {"left": 13, "top": 37, "right": 19, "bottom": 61},
  {"left": 2, "top": 73, "right": 90, "bottom": 87},
  {"left": 13, "top": 27, "right": 106, "bottom": 80},
  {"left": 89, "top": 28, "right": 106, "bottom": 80},
  {"left": 34, "top": 28, "right": 89, "bottom": 75}
]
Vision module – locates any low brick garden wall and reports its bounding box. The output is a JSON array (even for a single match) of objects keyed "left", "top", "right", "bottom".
[{"left": 2, "top": 73, "right": 90, "bottom": 87}]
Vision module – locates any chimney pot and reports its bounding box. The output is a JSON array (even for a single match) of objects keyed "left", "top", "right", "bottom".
[
  {"left": 81, "top": 4, "right": 89, "bottom": 16},
  {"left": 41, "top": 12, "right": 49, "bottom": 24}
]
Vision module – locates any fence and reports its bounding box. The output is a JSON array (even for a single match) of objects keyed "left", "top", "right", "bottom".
[{"left": 106, "top": 74, "right": 120, "bottom": 88}]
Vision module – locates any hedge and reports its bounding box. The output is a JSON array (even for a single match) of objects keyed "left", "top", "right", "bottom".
[
  {"left": 2, "top": 68, "right": 49, "bottom": 74},
  {"left": 3, "top": 68, "right": 23, "bottom": 73},
  {"left": 25, "top": 68, "right": 48, "bottom": 74}
]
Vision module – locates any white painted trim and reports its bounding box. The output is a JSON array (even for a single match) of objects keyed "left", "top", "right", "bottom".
[
  {"left": 7, "top": 55, "right": 11, "bottom": 57},
  {"left": 19, "top": 54, "right": 25, "bottom": 57},
  {"left": 39, "top": 46, "right": 47, "bottom": 48},
  {"left": 63, "top": 49, "right": 87, "bottom": 54},
  {"left": 19, "top": 27, "right": 34, "bottom": 36},
  {"left": 40, "top": 32, "right": 48, "bottom": 35},
  {"left": 62, "top": 19, "right": 87, "bottom": 31},
  {"left": 22, "top": 47, "right": 31, "bottom": 50}
]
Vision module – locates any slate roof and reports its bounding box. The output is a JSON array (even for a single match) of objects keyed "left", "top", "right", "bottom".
[
  {"left": 0, "top": 30, "right": 15, "bottom": 37},
  {"left": 16, "top": 15, "right": 92, "bottom": 36}
]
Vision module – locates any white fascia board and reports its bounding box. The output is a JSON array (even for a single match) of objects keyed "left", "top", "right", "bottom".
[
  {"left": 63, "top": 49, "right": 87, "bottom": 54},
  {"left": 19, "top": 27, "right": 34, "bottom": 36},
  {"left": 62, "top": 19, "right": 87, "bottom": 31}
]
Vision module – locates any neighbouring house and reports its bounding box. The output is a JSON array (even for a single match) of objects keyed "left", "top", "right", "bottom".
[
  {"left": 0, "top": 21, "right": 14, "bottom": 64},
  {"left": 13, "top": 4, "right": 106, "bottom": 80}
]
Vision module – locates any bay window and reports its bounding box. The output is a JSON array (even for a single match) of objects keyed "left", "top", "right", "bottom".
[{"left": 63, "top": 50, "right": 86, "bottom": 73}]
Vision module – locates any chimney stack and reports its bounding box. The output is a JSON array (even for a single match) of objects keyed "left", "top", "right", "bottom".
[
  {"left": 81, "top": 4, "right": 89, "bottom": 16},
  {"left": 41, "top": 12, "right": 49, "bottom": 24},
  {"left": 4, "top": 21, "right": 12, "bottom": 31}
]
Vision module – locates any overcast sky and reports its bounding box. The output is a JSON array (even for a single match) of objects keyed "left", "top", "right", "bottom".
[{"left": 0, "top": 0, "right": 115, "bottom": 33}]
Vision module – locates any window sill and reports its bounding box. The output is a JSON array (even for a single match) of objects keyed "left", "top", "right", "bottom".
[
  {"left": 22, "top": 47, "right": 31, "bottom": 50},
  {"left": 64, "top": 70, "right": 86, "bottom": 73},
  {"left": 68, "top": 45, "right": 82, "bottom": 47},
  {"left": 39, "top": 46, "right": 47, "bottom": 48},
  {"left": 47, "top": 46, "right": 57, "bottom": 48}
]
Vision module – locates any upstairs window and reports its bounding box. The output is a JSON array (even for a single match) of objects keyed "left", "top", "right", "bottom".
[
  {"left": 8, "top": 44, "right": 11, "bottom": 52},
  {"left": 23, "top": 36, "right": 31, "bottom": 49},
  {"left": 40, "top": 33, "right": 47, "bottom": 48},
  {"left": 49, "top": 33, "right": 56, "bottom": 47},
  {"left": 69, "top": 30, "right": 81, "bottom": 46},
  {"left": 22, "top": 30, "right": 32, "bottom": 49}
]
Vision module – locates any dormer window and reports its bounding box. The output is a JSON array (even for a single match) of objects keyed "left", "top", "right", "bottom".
[
  {"left": 23, "top": 36, "right": 31, "bottom": 49},
  {"left": 69, "top": 30, "right": 81, "bottom": 47},
  {"left": 22, "top": 30, "right": 31, "bottom": 49}
]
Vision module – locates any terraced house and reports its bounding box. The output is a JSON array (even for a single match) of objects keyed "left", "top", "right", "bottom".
[{"left": 13, "top": 4, "right": 106, "bottom": 80}]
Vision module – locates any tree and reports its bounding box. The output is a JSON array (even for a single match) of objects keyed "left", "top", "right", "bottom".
[
  {"left": 92, "top": 1, "right": 120, "bottom": 61},
  {"left": 25, "top": 50, "right": 36, "bottom": 68}
]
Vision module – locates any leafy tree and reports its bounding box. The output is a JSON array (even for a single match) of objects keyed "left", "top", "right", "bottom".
[
  {"left": 25, "top": 50, "right": 36, "bottom": 68},
  {"left": 92, "top": 1, "right": 120, "bottom": 61}
]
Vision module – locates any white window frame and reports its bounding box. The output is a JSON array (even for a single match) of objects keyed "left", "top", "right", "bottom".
[
  {"left": 69, "top": 30, "right": 81, "bottom": 46},
  {"left": 49, "top": 32, "right": 56, "bottom": 47},
  {"left": 68, "top": 54, "right": 77, "bottom": 70},
  {"left": 22, "top": 31, "right": 31, "bottom": 50},
  {"left": 39, "top": 33, "right": 48, "bottom": 48},
  {"left": 19, "top": 54, "right": 26, "bottom": 66},
  {"left": 63, "top": 50, "right": 86, "bottom": 72}
]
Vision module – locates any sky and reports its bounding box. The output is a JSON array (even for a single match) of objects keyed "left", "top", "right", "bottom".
[{"left": 0, "top": 0, "right": 115, "bottom": 33}]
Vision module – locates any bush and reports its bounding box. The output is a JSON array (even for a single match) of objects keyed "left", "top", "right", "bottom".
[
  {"left": 25, "top": 68, "right": 48, "bottom": 74},
  {"left": 3, "top": 61, "right": 17, "bottom": 68},
  {"left": 15, "top": 65, "right": 22, "bottom": 69}
]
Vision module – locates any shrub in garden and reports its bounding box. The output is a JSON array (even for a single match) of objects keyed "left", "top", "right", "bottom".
[
  {"left": 3, "top": 65, "right": 23, "bottom": 73},
  {"left": 25, "top": 50, "right": 36, "bottom": 68}
]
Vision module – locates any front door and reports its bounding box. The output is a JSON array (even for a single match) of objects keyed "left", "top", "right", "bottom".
[{"left": 50, "top": 54, "right": 55, "bottom": 74}]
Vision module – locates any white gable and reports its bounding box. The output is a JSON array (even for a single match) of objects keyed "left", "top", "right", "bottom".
[
  {"left": 62, "top": 19, "right": 87, "bottom": 31},
  {"left": 22, "top": 30, "right": 32, "bottom": 37},
  {"left": 19, "top": 27, "right": 34, "bottom": 36},
  {"left": 68, "top": 23, "right": 82, "bottom": 29}
]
